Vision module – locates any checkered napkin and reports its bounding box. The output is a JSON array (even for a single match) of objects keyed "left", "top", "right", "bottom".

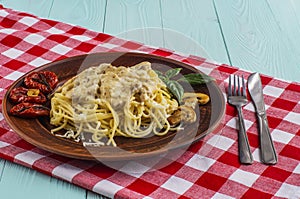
[{"left": 0, "top": 5, "right": 299, "bottom": 199}]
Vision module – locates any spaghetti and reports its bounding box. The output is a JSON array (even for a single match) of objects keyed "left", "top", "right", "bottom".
[{"left": 50, "top": 62, "right": 179, "bottom": 146}]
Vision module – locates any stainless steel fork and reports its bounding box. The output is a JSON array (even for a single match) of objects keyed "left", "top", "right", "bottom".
[{"left": 228, "top": 75, "right": 253, "bottom": 164}]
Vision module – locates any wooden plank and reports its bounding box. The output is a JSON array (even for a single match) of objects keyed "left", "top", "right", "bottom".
[
  {"left": 160, "top": 0, "right": 229, "bottom": 63},
  {"left": 289, "top": 0, "right": 300, "bottom": 23},
  {"left": 0, "top": 0, "right": 53, "bottom": 18},
  {"left": 87, "top": 191, "right": 109, "bottom": 199},
  {"left": 214, "top": 0, "right": 299, "bottom": 81},
  {"left": 0, "top": 161, "right": 86, "bottom": 199},
  {"left": 266, "top": 0, "right": 300, "bottom": 81},
  {"left": 49, "top": 0, "right": 106, "bottom": 32},
  {"left": 105, "top": 0, "right": 161, "bottom": 34},
  {"left": 104, "top": 0, "right": 164, "bottom": 47},
  {"left": 0, "top": 159, "right": 5, "bottom": 180}
]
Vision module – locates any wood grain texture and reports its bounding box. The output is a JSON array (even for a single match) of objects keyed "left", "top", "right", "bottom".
[
  {"left": 49, "top": 0, "right": 106, "bottom": 32},
  {"left": 87, "top": 191, "right": 108, "bottom": 199},
  {"left": 0, "top": 0, "right": 53, "bottom": 18},
  {"left": 266, "top": 0, "right": 300, "bottom": 81},
  {"left": 0, "top": 161, "right": 86, "bottom": 199},
  {"left": 161, "top": 0, "right": 229, "bottom": 63},
  {"left": 290, "top": 0, "right": 300, "bottom": 23},
  {"left": 0, "top": 159, "right": 5, "bottom": 181},
  {"left": 105, "top": 0, "right": 163, "bottom": 46},
  {"left": 105, "top": 0, "right": 161, "bottom": 33},
  {"left": 214, "top": 0, "right": 299, "bottom": 81}
]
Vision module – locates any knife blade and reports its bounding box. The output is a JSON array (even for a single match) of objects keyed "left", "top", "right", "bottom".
[{"left": 247, "top": 73, "right": 277, "bottom": 164}]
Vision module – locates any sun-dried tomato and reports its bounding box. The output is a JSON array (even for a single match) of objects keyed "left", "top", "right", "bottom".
[
  {"left": 9, "top": 87, "right": 47, "bottom": 104},
  {"left": 9, "top": 102, "right": 50, "bottom": 118},
  {"left": 24, "top": 71, "right": 58, "bottom": 94}
]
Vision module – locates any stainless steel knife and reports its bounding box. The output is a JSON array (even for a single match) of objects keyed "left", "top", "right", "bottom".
[{"left": 248, "top": 73, "right": 278, "bottom": 164}]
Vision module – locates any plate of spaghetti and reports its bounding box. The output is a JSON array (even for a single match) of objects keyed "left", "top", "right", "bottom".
[{"left": 2, "top": 52, "right": 225, "bottom": 161}]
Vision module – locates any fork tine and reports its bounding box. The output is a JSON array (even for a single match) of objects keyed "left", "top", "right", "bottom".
[
  {"left": 228, "top": 75, "right": 232, "bottom": 96},
  {"left": 233, "top": 75, "right": 237, "bottom": 96},
  {"left": 237, "top": 75, "right": 241, "bottom": 96},
  {"left": 242, "top": 75, "right": 247, "bottom": 97}
]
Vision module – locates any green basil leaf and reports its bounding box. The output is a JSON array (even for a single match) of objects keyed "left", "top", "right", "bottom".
[
  {"left": 154, "top": 70, "right": 165, "bottom": 79},
  {"left": 166, "top": 80, "right": 184, "bottom": 102},
  {"left": 154, "top": 70, "right": 163, "bottom": 76},
  {"left": 165, "top": 68, "right": 182, "bottom": 79},
  {"left": 154, "top": 70, "right": 168, "bottom": 83},
  {"left": 178, "top": 73, "right": 214, "bottom": 84}
]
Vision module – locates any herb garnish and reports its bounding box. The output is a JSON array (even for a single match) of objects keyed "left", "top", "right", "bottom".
[{"left": 155, "top": 68, "right": 214, "bottom": 102}]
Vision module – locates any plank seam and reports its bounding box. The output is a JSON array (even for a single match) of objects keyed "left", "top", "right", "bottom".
[
  {"left": 47, "top": 0, "right": 55, "bottom": 18},
  {"left": 102, "top": 0, "right": 108, "bottom": 33},
  {"left": 159, "top": 0, "right": 166, "bottom": 48},
  {"left": 212, "top": 0, "right": 232, "bottom": 66},
  {"left": 0, "top": 160, "right": 7, "bottom": 182}
]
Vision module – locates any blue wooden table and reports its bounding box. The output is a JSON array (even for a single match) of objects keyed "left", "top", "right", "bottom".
[{"left": 0, "top": 0, "right": 299, "bottom": 198}]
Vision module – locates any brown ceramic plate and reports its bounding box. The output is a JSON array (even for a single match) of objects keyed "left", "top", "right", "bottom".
[{"left": 2, "top": 52, "right": 225, "bottom": 161}]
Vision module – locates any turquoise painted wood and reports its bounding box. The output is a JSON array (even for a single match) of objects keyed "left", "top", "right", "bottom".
[
  {"left": 105, "top": 0, "right": 162, "bottom": 34},
  {"left": 0, "top": 0, "right": 53, "bottom": 18},
  {"left": 0, "top": 161, "right": 86, "bottom": 199},
  {"left": 291, "top": 0, "right": 300, "bottom": 23},
  {"left": 0, "top": 0, "right": 300, "bottom": 199},
  {"left": 214, "top": 0, "right": 300, "bottom": 81},
  {"left": 49, "top": 0, "right": 106, "bottom": 32},
  {"left": 160, "top": 0, "right": 229, "bottom": 63},
  {"left": 105, "top": 0, "right": 165, "bottom": 49},
  {"left": 266, "top": 0, "right": 300, "bottom": 80},
  {"left": 0, "top": 159, "right": 5, "bottom": 179}
]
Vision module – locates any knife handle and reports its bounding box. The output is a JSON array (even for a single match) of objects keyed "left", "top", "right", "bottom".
[
  {"left": 257, "top": 112, "right": 278, "bottom": 164},
  {"left": 237, "top": 107, "right": 253, "bottom": 164}
]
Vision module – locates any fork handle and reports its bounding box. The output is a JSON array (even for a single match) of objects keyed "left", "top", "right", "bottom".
[{"left": 236, "top": 107, "right": 253, "bottom": 164}]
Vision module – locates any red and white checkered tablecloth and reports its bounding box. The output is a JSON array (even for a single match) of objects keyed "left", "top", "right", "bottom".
[{"left": 0, "top": 5, "right": 299, "bottom": 199}]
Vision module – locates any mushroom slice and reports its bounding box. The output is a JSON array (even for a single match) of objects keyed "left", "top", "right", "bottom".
[
  {"left": 168, "top": 105, "right": 196, "bottom": 126},
  {"left": 183, "top": 92, "right": 210, "bottom": 105}
]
